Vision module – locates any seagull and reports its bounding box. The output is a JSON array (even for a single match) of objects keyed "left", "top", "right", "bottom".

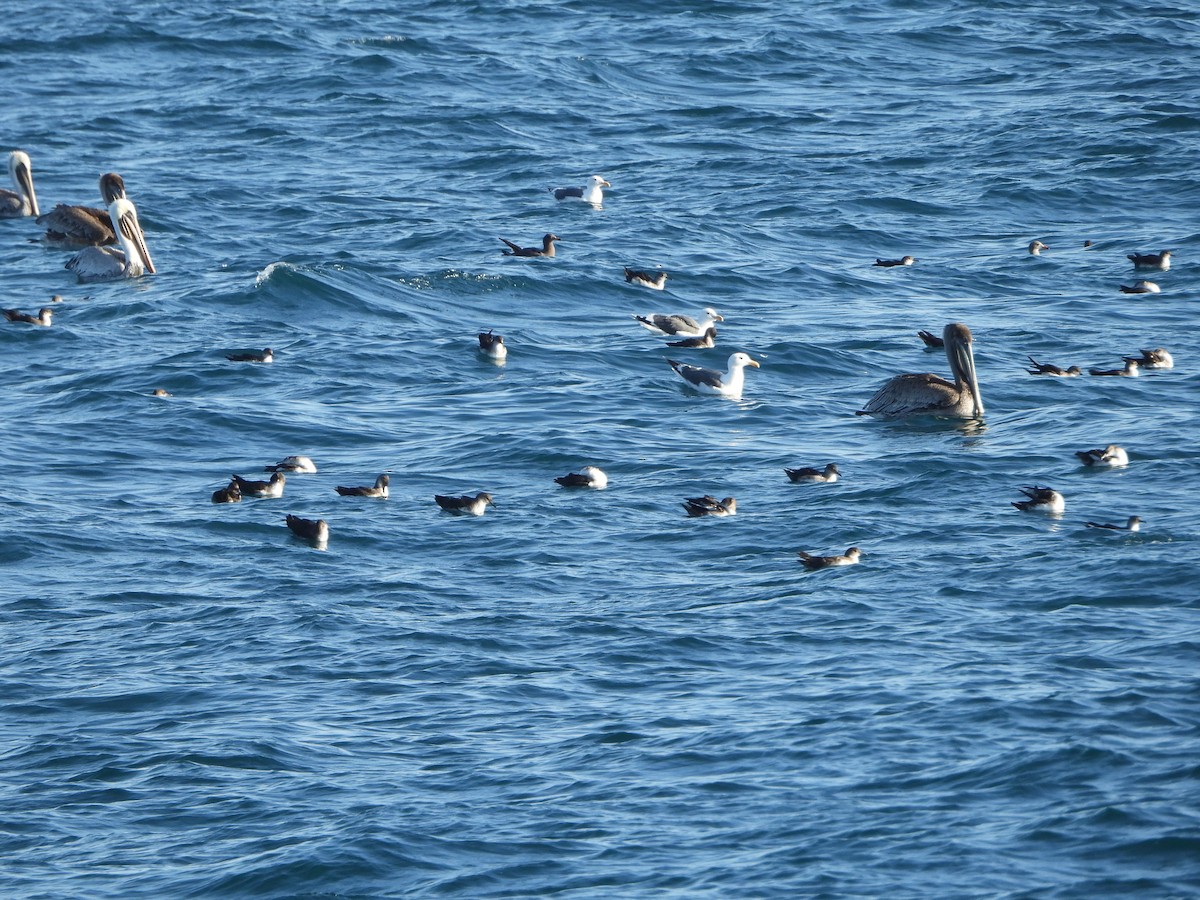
[
  {"left": 1122, "top": 348, "right": 1172, "bottom": 369},
  {"left": 36, "top": 172, "right": 126, "bottom": 246},
  {"left": 1085, "top": 516, "right": 1142, "bottom": 532},
  {"left": 1026, "top": 356, "right": 1082, "bottom": 377},
  {"left": 683, "top": 495, "right": 737, "bottom": 517},
  {"left": 1028, "top": 240, "right": 1048, "bottom": 255},
  {"left": 554, "top": 466, "right": 608, "bottom": 489},
  {"left": 499, "top": 233, "right": 560, "bottom": 257},
  {"left": 231, "top": 472, "right": 285, "bottom": 498},
  {"left": 635, "top": 307, "right": 723, "bottom": 337},
  {"left": 64, "top": 198, "right": 155, "bottom": 281},
  {"left": 435, "top": 492, "right": 495, "bottom": 516},
  {"left": 2, "top": 307, "right": 52, "bottom": 326},
  {"left": 336, "top": 474, "right": 389, "bottom": 498},
  {"left": 226, "top": 348, "right": 273, "bottom": 363},
  {"left": 1128, "top": 250, "right": 1171, "bottom": 270},
  {"left": 549, "top": 175, "right": 610, "bottom": 204},
  {"left": 668, "top": 352, "right": 760, "bottom": 399},
  {"left": 666, "top": 327, "right": 716, "bottom": 349},
  {"left": 859, "top": 322, "right": 983, "bottom": 418},
  {"left": 784, "top": 463, "right": 840, "bottom": 483},
  {"left": 623, "top": 267, "right": 668, "bottom": 290},
  {"left": 874, "top": 255, "right": 916, "bottom": 267},
  {"left": 1075, "top": 444, "right": 1129, "bottom": 467},
  {"left": 1011, "top": 485, "right": 1065, "bottom": 515},
  {"left": 1089, "top": 360, "right": 1139, "bottom": 377},
  {"left": 1119, "top": 280, "right": 1161, "bottom": 294},
  {"left": 918, "top": 330, "right": 944, "bottom": 349},
  {"left": 0, "top": 150, "right": 38, "bottom": 217},
  {"left": 798, "top": 547, "right": 861, "bottom": 570},
  {"left": 478, "top": 330, "right": 507, "bottom": 360},
  {"left": 265, "top": 455, "right": 316, "bottom": 473},
  {"left": 211, "top": 480, "right": 242, "bottom": 504},
  {"left": 286, "top": 514, "right": 329, "bottom": 548}
]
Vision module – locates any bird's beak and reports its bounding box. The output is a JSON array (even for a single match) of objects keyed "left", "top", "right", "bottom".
[{"left": 747, "top": 359, "right": 761, "bottom": 368}]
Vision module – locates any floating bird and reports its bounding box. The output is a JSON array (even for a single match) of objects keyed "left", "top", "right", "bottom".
[
  {"left": 1085, "top": 516, "right": 1142, "bottom": 532},
  {"left": 1128, "top": 250, "right": 1171, "bottom": 270},
  {"left": 0, "top": 150, "right": 38, "bottom": 218},
  {"left": 286, "top": 514, "right": 329, "bottom": 548},
  {"left": 64, "top": 198, "right": 154, "bottom": 281},
  {"left": 635, "top": 307, "right": 723, "bottom": 337},
  {"left": 499, "top": 233, "right": 560, "bottom": 257},
  {"left": 554, "top": 466, "right": 608, "bottom": 489},
  {"left": 152, "top": 388, "right": 171, "bottom": 398},
  {"left": 798, "top": 547, "right": 861, "bottom": 570},
  {"left": 1028, "top": 240, "right": 1048, "bottom": 255},
  {"left": 858, "top": 322, "right": 983, "bottom": 419},
  {"left": 336, "top": 474, "right": 389, "bottom": 498},
  {"left": 874, "top": 255, "right": 916, "bottom": 267},
  {"left": 1119, "top": 280, "right": 1161, "bottom": 294},
  {"left": 683, "top": 495, "right": 737, "bottom": 517},
  {"left": 36, "top": 172, "right": 126, "bottom": 246},
  {"left": 1122, "top": 348, "right": 1172, "bottom": 369},
  {"left": 435, "top": 492, "right": 495, "bottom": 516},
  {"left": 265, "top": 455, "right": 316, "bottom": 473},
  {"left": 918, "top": 330, "right": 944, "bottom": 349},
  {"left": 478, "top": 330, "right": 507, "bottom": 360},
  {"left": 668, "top": 352, "right": 760, "bottom": 399},
  {"left": 784, "top": 463, "right": 840, "bottom": 483},
  {"left": 231, "top": 472, "right": 285, "bottom": 498},
  {"left": 211, "top": 480, "right": 241, "bottom": 504},
  {"left": 1026, "top": 356, "right": 1082, "bottom": 377},
  {"left": 1075, "top": 444, "right": 1129, "bottom": 468},
  {"left": 623, "top": 267, "right": 668, "bottom": 290},
  {"left": 1089, "top": 360, "right": 1139, "bottom": 377},
  {"left": 226, "top": 348, "right": 273, "bottom": 363},
  {"left": 549, "top": 175, "right": 610, "bottom": 204},
  {"left": 2, "top": 307, "right": 52, "bottom": 326},
  {"left": 666, "top": 327, "right": 717, "bottom": 349},
  {"left": 1012, "top": 485, "right": 1065, "bottom": 515}
]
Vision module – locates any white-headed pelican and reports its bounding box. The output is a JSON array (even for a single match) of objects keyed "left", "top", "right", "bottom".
[
  {"left": 1, "top": 150, "right": 38, "bottom": 218},
  {"left": 64, "top": 198, "right": 154, "bottom": 281}
]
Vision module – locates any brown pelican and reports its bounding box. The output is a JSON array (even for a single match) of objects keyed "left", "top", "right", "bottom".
[
  {"left": 683, "top": 495, "right": 736, "bottom": 517},
  {"left": 336, "top": 474, "right": 390, "bottom": 498},
  {"left": 478, "top": 330, "right": 507, "bottom": 360},
  {"left": 668, "top": 352, "right": 760, "bottom": 399},
  {"left": 1085, "top": 516, "right": 1141, "bottom": 532},
  {"left": 1075, "top": 444, "right": 1128, "bottom": 468},
  {"left": 2, "top": 307, "right": 53, "bottom": 326},
  {"left": 36, "top": 172, "right": 126, "bottom": 246},
  {"left": 1026, "top": 356, "right": 1081, "bottom": 377},
  {"left": 499, "top": 233, "right": 560, "bottom": 257},
  {"left": 858, "top": 322, "right": 983, "bottom": 419},
  {"left": 799, "top": 547, "right": 861, "bottom": 570},
  {"left": 1012, "top": 485, "right": 1064, "bottom": 515},
  {"left": 785, "top": 463, "right": 839, "bottom": 483},
  {"left": 265, "top": 455, "right": 316, "bottom": 473},
  {"left": 64, "top": 198, "right": 154, "bottom": 281},
  {"left": 636, "top": 307, "right": 723, "bottom": 337},
  {"left": 1119, "top": 280, "right": 1160, "bottom": 294},
  {"left": 549, "top": 175, "right": 610, "bottom": 205},
  {"left": 667, "top": 327, "right": 716, "bottom": 349},
  {"left": 232, "top": 472, "right": 285, "bottom": 498},
  {"left": 624, "top": 267, "right": 668, "bottom": 289},
  {"left": 285, "top": 514, "right": 329, "bottom": 548},
  {"left": 0, "top": 150, "right": 38, "bottom": 217},
  {"left": 1028, "top": 240, "right": 1048, "bottom": 255},
  {"left": 1128, "top": 250, "right": 1171, "bottom": 270},
  {"left": 555, "top": 466, "right": 608, "bottom": 489},
  {"left": 874, "top": 255, "right": 916, "bottom": 267},
  {"left": 1123, "top": 348, "right": 1172, "bottom": 369},
  {"left": 435, "top": 492, "right": 495, "bottom": 516}
]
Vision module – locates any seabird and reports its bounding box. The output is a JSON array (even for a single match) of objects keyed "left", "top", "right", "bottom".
[
  {"left": 1089, "top": 360, "right": 1139, "bottom": 377},
  {"left": 1085, "top": 516, "right": 1142, "bottom": 532},
  {"left": 798, "top": 547, "right": 861, "bottom": 570},
  {"left": 64, "top": 198, "right": 155, "bottom": 281},
  {"left": 0, "top": 150, "right": 38, "bottom": 218},
  {"left": 152, "top": 388, "right": 171, "bottom": 398},
  {"left": 1011, "top": 485, "right": 1065, "bottom": 515},
  {"left": 668, "top": 352, "right": 760, "bottom": 399},
  {"left": 1128, "top": 250, "right": 1171, "bottom": 270},
  {"left": 874, "top": 256, "right": 916, "bottom": 267},
  {"left": 231, "top": 472, "right": 285, "bottom": 498},
  {"left": 435, "top": 492, "right": 495, "bottom": 516},
  {"left": 286, "top": 514, "right": 329, "bottom": 548},
  {"left": 666, "top": 327, "right": 716, "bottom": 349},
  {"left": 36, "top": 172, "right": 126, "bottom": 246},
  {"left": 549, "top": 175, "right": 610, "bottom": 205},
  {"left": 211, "top": 480, "right": 241, "bottom": 504},
  {"left": 635, "top": 307, "right": 723, "bottom": 337},
  {"left": 784, "top": 463, "right": 840, "bottom": 483},
  {"left": 624, "top": 267, "right": 668, "bottom": 290},
  {"left": 265, "top": 455, "right": 316, "bottom": 473},
  {"left": 2, "top": 307, "right": 52, "bottom": 326},
  {"left": 554, "top": 465, "right": 608, "bottom": 489},
  {"left": 683, "top": 495, "right": 736, "bottom": 517},
  {"left": 1122, "top": 347, "right": 1172, "bottom": 369},
  {"left": 858, "top": 322, "right": 983, "bottom": 419},
  {"left": 336, "top": 474, "right": 390, "bottom": 498},
  {"left": 918, "top": 330, "right": 944, "bottom": 349},
  {"left": 1119, "top": 280, "right": 1161, "bottom": 294},
  {"left": 478, "top": 330, "right": 507, "bottom": 360},
  {"left": 1075, "top": 444, "right": 1129, "bottom": 467},
  {"left": 226, "top": 348, "right": 274, "bottom": 363},
  {"left": 1028, "top": 240, "right": 1048, "bottom": 255},
  {"left": 499, "top": 234, "right": 560, "bottom": 257},
  {"left": 1026, "top": 356, "right": 1082, "bottom": 377}
]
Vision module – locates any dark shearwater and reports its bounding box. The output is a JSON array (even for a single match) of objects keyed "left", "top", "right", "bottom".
[
  {"left": 874, "top": 255, "right": 916, "bottom": 267},
  {"left": 435, "top": 492, "right": 495, "bottom": 516},
  {"left": 211, "top": 480, "right": 242, "bottom": 504},
  {"left": 1026, "top": 356, "right": 1081, "bottom": 376},
  {"left": 286, "top": 514, "right": 329, "bottom": 547},
  {"left": 1028, "top": 240, "right": 1048, "bottom": 255},
  {"left": 1122, "top": 347, "right": 1172, "bottom": 369},
  {"left": 683, "top": 495, "right": 736, "bottom": 517},
  {"left": 623, "top": 267, "right": 668, "bottom": 290},
  {"left": 2, "top": 307, "right": 52, "bottom": 326},
  {"left": 784, "top": 463, "right": 840, "bottom": 483},
  {"left": 1085, "top": 516, "right": 1142, "bottom": 532},
  {"left": 1011, "top": 485, "right": 1065, "bottom": 515},
  {"left": 1075, "top": 444, "right": 1128, "bottom": 468},
  {"left": 226, "top": 348, "right": 274, "bottom": 363},
  {"left": 1119, "top": 280, "right": 1161, "bottom": 294},
  {"left": 1089, "top": 360, "right": 1139, "bottom": 377},
  {"left": 232, "top": 472, "right": 285, "bottom": 498},
  {"left": 798, "top": 547, "right": 861, "bottom": 569},
  {"left": 478, "top": 330, "right": 507, "bottom": 360},
  {"left": 1127, "top": 250, "right": 1171, "bottom": 270},
  {"left": 666, "top": 327, "right": 717, "bottom": 349},
  {"left": 499, "top": 234, "right": 560, "bottom": 257},
  {"left": 265, "top": 455, "right": 317, "bottom": 473},
  {"left": 336, "top": 474, "right": 390, "bottom": 498},
  {"left": 554, "top": 466, "right": 608, "bottom": 489}
]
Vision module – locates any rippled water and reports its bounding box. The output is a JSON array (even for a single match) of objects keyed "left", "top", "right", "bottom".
[{"left": 3, "top": 1, "right": 1199, "bottom": 897}]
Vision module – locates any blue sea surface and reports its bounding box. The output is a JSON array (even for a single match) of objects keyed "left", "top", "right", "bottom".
[{"left": 2, "top": 1, "right": 1199, "bottom": 897}]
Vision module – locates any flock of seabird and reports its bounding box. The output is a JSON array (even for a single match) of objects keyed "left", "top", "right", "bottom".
[{"left": 3, "top": 151, "right": 1174, "bottom": 559}]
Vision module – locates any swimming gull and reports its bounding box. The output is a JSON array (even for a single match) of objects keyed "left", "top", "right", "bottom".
[
  {"left": 635, "top": 307, "right": 723, "bottom": 337},
  {"left": 668, "top": 352, "right": 760, "bottom": 399}
]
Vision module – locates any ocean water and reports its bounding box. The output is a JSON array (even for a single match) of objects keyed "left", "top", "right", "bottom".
[{"left": 2, "top": 1, "right": 1199, "bottom": 896}]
